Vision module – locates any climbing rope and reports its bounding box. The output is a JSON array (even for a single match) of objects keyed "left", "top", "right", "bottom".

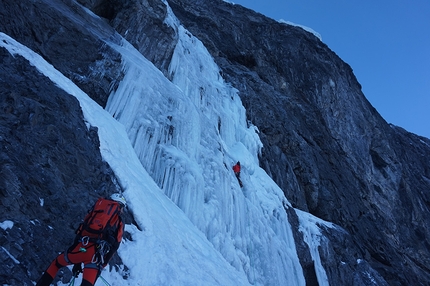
[{"left": 99, "top": 275, "right": 112, "bottom": 286}]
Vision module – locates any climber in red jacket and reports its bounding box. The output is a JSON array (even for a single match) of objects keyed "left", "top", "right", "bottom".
[
  {"left": 36, "top": 193, "right": 126, "bottom": 286},
  {"left": 232, "top": 161, "right": 243, "bottom": 187}
]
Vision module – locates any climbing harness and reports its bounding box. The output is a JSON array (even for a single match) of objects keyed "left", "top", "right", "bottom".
[
  {"left": 89, "top": 240, "right": 111, "bottom": 265},
  {"left": 78, "top": 235, "right": 111, "bottom": 266}
]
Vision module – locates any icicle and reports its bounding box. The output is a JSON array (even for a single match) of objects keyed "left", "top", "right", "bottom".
[{"left": 104, "top": 22, "right": 306, "bottom": 285}]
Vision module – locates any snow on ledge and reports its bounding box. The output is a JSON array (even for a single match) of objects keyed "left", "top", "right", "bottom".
[
  {"left": 279, "top": 19, "right": 322, "bottom": 41},
  {"left": 295, "top": 209, "right": 332, "bottom": 286}
]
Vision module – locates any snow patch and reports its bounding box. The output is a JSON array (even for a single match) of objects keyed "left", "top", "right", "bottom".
[
  {"left": 420, "top": 139, "right": 430, "bottom": 148},
  {"left": 296, "top": 209, "right": 333, "bottom": 286},
  {"left": 329, "top": 78, "right": 336, "bottom": 88},
  {"left": 280, "top": 19, "right": 322, "bottom": 41},
  {"left": 0, "top": 220, "right": 14, "bottom": 230}
]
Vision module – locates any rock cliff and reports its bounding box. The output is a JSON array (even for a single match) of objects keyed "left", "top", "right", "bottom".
[
  {"left": 164, "top": 1, "right": 430, "bottom": 285},
  {"left": 1, "top": 0, "right": 429, "bottom": 285}
]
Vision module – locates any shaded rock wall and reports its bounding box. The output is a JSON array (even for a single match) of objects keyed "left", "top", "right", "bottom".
[
  {"left": 0, "top": 0, "right": 123, "bottom": 107},
  {"left": 0, "top": 47, "right": 118, "bottom": 284},
  {"left": 0, "top": 0, "right": 124, "bottom": 284},
  {"left": 164, "top": 0, "right": 430, "bottom": 285}
]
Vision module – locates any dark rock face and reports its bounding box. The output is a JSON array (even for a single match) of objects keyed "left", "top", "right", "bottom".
[
  {"left": 165, "top": 0, "right": 430, "bottom": 285},
  {"left": 0, "top": 0, "right": 126, "bottom": 284},
  {"left": 77, "top": 0, "right": 178, "bottom": 76},
  {"left": 0, "top": 48, "right": 119, "bottom": 284},
  {"left": 1, "top": 0, "right": 430, "bottom": 285},
  {"left": 0, "top": 0, "right": 124, "bottom": 108}
]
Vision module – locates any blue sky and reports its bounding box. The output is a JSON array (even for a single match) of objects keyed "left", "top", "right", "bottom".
[{"left": 231, "top": 0, "right": 430, "bottom": 139}]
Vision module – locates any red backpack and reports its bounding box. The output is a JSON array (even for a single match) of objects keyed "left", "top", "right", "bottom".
[{"left": 77, "top": 198, "right": 122, "bottom": 241}]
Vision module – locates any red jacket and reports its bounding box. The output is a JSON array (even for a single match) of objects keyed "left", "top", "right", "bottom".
[{"left": 232, "top": 164, "right": 241, "bottom": 173}]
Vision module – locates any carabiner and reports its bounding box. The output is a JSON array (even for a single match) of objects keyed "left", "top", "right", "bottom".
[
  {"left": 81, "top": 236, "right": 90, "bottom": 246},
  {"left": 91, "top": 253, "right": 99, "bottom": 264}
]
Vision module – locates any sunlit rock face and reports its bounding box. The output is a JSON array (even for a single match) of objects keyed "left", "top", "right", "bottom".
[{"left": 1, "top": 0, "right": 430, "bottom": 285}]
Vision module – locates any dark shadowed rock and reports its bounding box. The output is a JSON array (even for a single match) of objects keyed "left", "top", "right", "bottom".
[
  {"left": 0, "top": 47, "right": 120, "bottom": 284},
  {"left": 165, "top": 0, "right": 430, "bottom": 284},
  {"left": 77, "top": 0, "right": 178, "bottom": 76},
  {"left": 0, "top": 0, "right": 124, "bottom": 108}
]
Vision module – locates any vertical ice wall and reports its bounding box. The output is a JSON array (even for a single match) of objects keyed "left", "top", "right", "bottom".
[{"left": 106, "top": 6, "right": 306, "bottom": 286}]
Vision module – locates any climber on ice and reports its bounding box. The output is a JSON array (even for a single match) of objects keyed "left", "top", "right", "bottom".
[
  {"left": 36, "top": 193, "right": 126, "bottom": 286},
  {"left": 232, "top": 161, "right": 243, "bottom": 187}
]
